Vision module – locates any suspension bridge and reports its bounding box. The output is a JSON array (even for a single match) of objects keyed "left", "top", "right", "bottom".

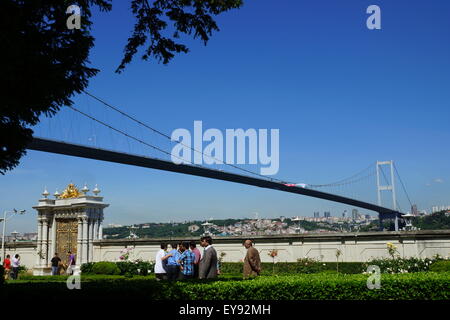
[{"left": 28, "top": 91, "right": 414, "bottom": 230}]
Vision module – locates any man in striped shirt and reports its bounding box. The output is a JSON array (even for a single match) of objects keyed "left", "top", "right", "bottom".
[{"left": 178, "top": 241, "right": 195, "bottom": 279}]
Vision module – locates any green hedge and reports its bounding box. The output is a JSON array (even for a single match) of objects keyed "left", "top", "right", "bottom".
[
  {"left": 91, "top": 262, "right": 121, "bottom": 275},
  {"left": 81, "top": 261, "right": 155, "bottom": 276},
  {"left": 2, "top": 272, "right": 449, "bottom": 300},
  {"left": 220, "top": 262, "right": 365, "bottom": 274},
  {"left": 430, "top": 261, "right": 450, "bottom": 272},
  {"left": 12, "top": 274, "right": 153, "bottom": 282}
]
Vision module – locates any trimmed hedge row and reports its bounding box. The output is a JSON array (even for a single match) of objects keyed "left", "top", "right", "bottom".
[
  {"left": 81, "top": 261, "right": 154, "bottom": 276},
  {"left": 12, "top": 274, "right": 156, "bottom": 282},
  {"left": 430, "top": 261, "right": 450, "bottom": 272},
  {"left": 3, "top": 272, "right": 449, "bottom": 300},
  {"left": 220, "top": 262, "right": 365, "bottom": 274}
]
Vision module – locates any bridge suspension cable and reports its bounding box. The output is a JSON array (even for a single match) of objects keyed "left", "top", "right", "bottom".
[
  {"left": 67, "top": 91, "right": 411, "bottom": 214},
  {"left": 67, "top": 101, "right": 281, "bottom": 183},
  {"left": 393, "top": 163, "right": 413, "bottom": 208},
  {"left": 307, "top": 163, "right": 376, "bottom": 188}
]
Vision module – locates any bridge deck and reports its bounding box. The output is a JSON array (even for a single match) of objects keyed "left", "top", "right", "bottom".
[{"left": 27, "top": 137, "right": 402, "bottom": 218}]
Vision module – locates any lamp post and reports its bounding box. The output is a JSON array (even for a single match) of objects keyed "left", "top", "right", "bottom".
[{"left": 1, "top": 209, "right": 26, "bottom": 261}]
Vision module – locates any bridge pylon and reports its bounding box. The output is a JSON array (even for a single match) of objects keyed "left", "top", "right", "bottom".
[{"left": 376, "top": 160, "right": 399, "bottom": 231}]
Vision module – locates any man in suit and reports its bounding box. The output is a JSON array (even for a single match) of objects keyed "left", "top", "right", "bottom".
[
  {"left": 243, "top": 240, "right": 261, "bottom": 278},
  {"left": 198, "top": 236, "right": 218, "bottom": 279}
]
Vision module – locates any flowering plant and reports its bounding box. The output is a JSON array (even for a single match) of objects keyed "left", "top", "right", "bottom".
[
  {"left": 119, "top": 247, "right": 134, "bottom": 261},
  {"left": 217, "top": 252, "right": 226, "bottom": 275},
  {"left": 336, "top": 249, "right": 342, "bottom": 272},
  {"left": 363, "top": 256, "right": 440, "bottom": 274},
  {"left": 386, "top": 242, "right": 399, "bottom": 259},
  {"left": 268, "top": 249, "right": 278, "bottom": 258},
  {"left": 268, "top": 249, "right": 278, "bottom": 274}
]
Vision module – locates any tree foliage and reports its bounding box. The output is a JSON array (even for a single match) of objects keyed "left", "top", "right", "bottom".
[
  {"left": 0, "top": 0, "right": 243, "bottom": 174},
  {"left": 413, "top": 211, "right": 450, "bottom": 230}
]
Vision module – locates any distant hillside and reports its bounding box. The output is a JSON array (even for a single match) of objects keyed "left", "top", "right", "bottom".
[
  {"left": 102, "top": 212, "right": 450, "bottom": 239},
  {"left": 102, "top": 217, "right": 333, "bottom": 239}
]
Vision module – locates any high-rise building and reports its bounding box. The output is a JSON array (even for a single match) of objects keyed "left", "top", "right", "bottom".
[
  {"left": 313, "top": 212, "right": 320, "bottom": 218},
  {"left": 324, "top": 211, "right": 331, "bottom": 218},
  {"left": 430, "top": 206, "right": 450, "bottom": 213},
  {"left": 411, "top": 204, "right": 418, "bottom": 216},
  {"left": 352, "top": 209, "right": 359, "bottom": 220}
]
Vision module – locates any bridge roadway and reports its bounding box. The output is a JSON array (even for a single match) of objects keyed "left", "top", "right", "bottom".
[{"left": 27, "top": 137, "right": 402, "bottom": 222}]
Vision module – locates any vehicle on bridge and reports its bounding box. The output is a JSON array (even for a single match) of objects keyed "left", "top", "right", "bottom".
[{"left": 284, "top": 183, "right": 308, "bottom": 188}]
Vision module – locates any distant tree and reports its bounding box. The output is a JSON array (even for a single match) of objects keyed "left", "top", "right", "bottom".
[
  {"left": 413, "top": 211, "right": 450, "bottom": 230},
  {"left": 0, "top": 0, "right": 243, "bottom": 174}
]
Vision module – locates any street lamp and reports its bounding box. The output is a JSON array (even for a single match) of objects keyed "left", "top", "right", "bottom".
[{"left": 1, "top": 209, "right": 26, "bottom": 261}]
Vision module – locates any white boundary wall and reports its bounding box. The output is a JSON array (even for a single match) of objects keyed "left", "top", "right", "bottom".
[{"left": 5, "top": 230, "right": 450, "bottom": 269}]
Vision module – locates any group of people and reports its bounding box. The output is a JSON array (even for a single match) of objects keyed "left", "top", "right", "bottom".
[
  {"left": 153, "top": 236, "right": 262, "bottom": 280},
  {"left": 2, "top": 251, "right": 77, "bottom": 280},
  {"left": 50, "top": 251, "right": 76, "bottom": 275},
  {"left": 154, "top": 236, "right": 213, "bottom": 280},
  {"left": 3, "top": 237, "right": 262, "bottom": 280},
  {"left": 2, "top": 254, "right": 21, "bottom": 280}
]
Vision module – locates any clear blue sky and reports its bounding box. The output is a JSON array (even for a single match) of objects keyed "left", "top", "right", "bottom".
[{"left": 2, "top": 0, "right": 450, "bottom": 233}]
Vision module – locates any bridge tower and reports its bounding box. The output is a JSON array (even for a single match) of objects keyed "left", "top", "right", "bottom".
[{"left": 376, "top": 160, "right": 398, "bottom": 231}]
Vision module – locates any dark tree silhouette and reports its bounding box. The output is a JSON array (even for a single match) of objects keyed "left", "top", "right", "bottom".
[{"left": 0, "top": 0, "right": 243, "bottom": 174}]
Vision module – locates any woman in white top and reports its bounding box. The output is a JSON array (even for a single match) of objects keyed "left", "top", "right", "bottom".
[{"left": 154, "top": 243, "right": 168, "bottom": 280}]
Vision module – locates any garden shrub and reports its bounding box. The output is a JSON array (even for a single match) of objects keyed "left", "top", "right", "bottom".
[
  {"left": 220, "top": 261, "right": 365, "bottom": 274},
  {"left": 363, "top": 257, "right": 437, "bottom": 274},
  {"left": 82, "top": 260, "right": 154, "bottom": 276},
  {"left": 116, "top": 260, "right": 154, "bottom": 276},
  {"left": 18, "top": 265, "right": 28, "bottom": 274},
  {"left": 91, "top": 262, "right": 120, "bottom": 275},
  {"left": 81, "top": 262, "right": 95, "bottom": 274},
  {"left": 3, "top": 272, "right": 449, "bottom": 300},
  {"left": 430, "top": 260, "right": 450, "bottom": 272}
]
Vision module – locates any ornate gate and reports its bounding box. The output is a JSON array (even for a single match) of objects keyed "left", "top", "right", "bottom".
[{"left": 55, "top": 219, "right": 78, "bottom": 264}]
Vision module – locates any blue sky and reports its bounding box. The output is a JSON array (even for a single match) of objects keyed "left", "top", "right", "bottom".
[{"left": 2, "top": 0, "right": 450, "bottom": 232}]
